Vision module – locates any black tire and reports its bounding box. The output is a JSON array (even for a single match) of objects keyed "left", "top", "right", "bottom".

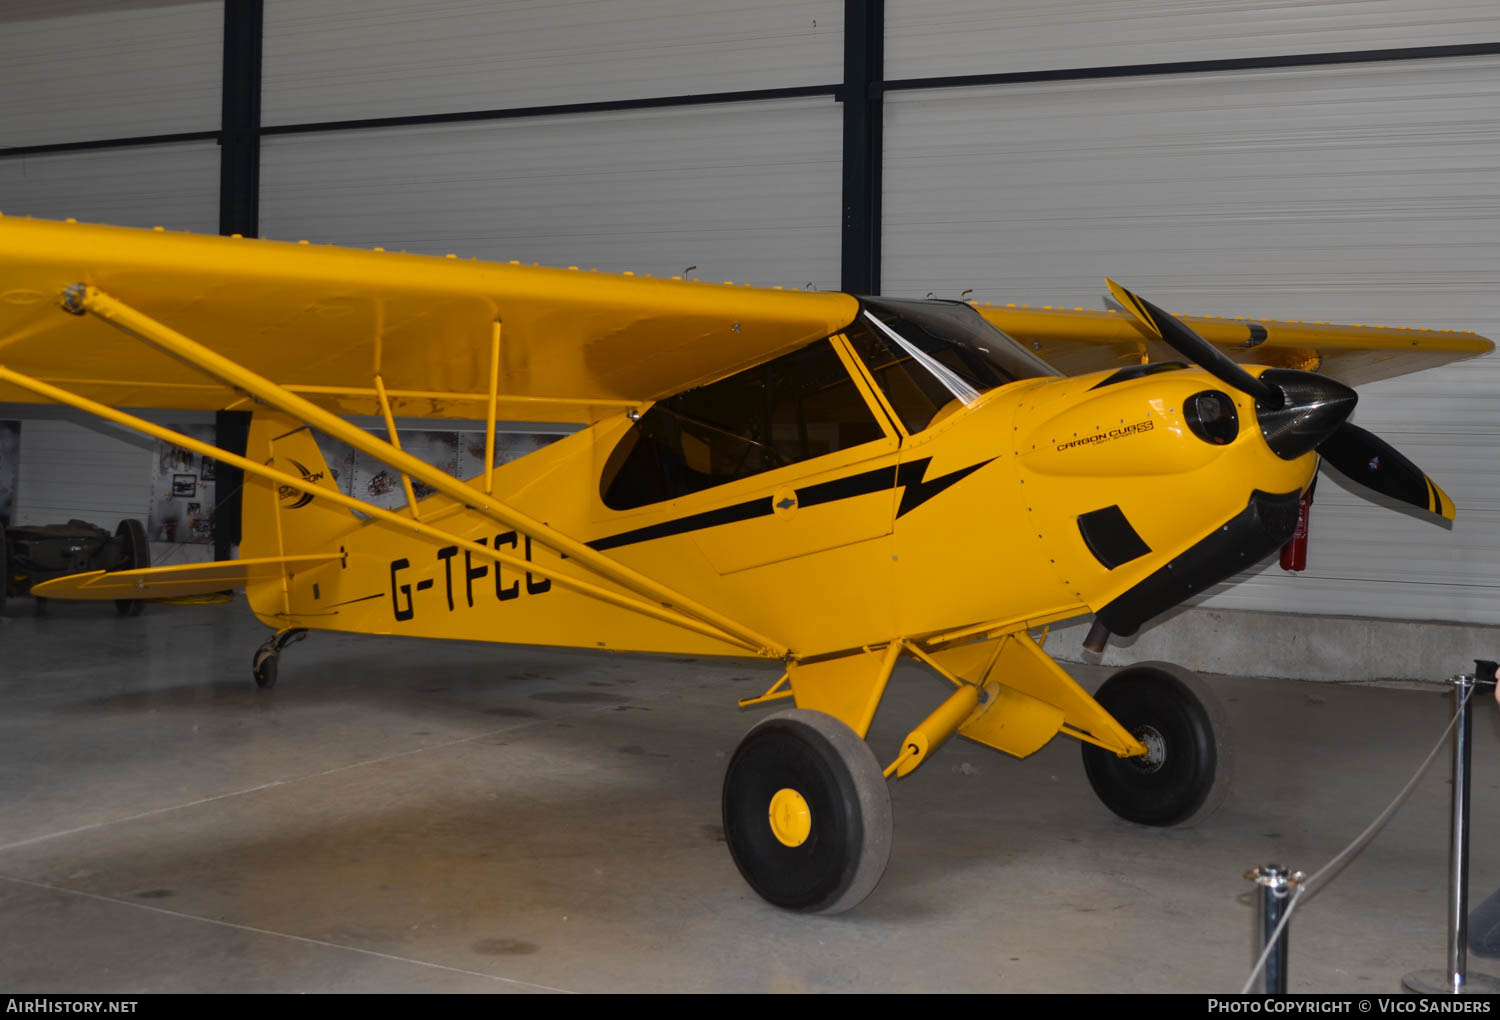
[
  {"left": 113, "top": 518, "right": 150, "bottom": 618},
  {"left": 1081, "top": 661, "right": 1232, "bottom": 827},
  {"left": 252, "top": 651, "right": 278, "bottom": 690},
  {"left": 722, "top": 708, "right": 892, "bottom": 914}
]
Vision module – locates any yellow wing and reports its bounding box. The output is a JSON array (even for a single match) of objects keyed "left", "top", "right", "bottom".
[
  {"left": 1, "top": 217, "right": 1488, "bottom": 414},
  {"left": 0, "top": 216, "right": 857, "bottom": 423},
  {"left": 976, "top": 303, "right": 1492, "bottom": 387}
]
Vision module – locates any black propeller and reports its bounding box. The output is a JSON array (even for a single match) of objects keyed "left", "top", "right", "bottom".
[
  {"left": 1105, "top": 277, "right": 1283, "bottom": 408},
  {"left": 1104, "top": 278, "right": 1455, "bottom": 523},
  {"left": 1317, "top": 422, "right": 1453, "bottom": 520}
]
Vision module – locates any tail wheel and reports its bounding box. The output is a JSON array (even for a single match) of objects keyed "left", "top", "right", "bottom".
[
  {"left": 1081, "top": 661, "right": 1233, "bottom": 827},
  {"left": 113, "top": 518, "right": 150, "bottom": 618},
  {"left": 722, "top": 708, "right": 891, "bottom": 914},
  {"left": 251, "top": 629, "right": 305, "bottom": 690},
  {"left": 251, "top": 648, "right": 278, "bottom": 690}
]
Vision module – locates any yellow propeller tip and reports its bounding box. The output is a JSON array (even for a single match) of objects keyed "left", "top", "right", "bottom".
[{"left": 1429, "top": 478, "right": 1457, "bottom": 521}]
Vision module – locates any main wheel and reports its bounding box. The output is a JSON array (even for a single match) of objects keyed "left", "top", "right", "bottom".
[
  {"left": 113, "top": 518, "right": 150, "bottom": 617},
  {"left": 1081, "top": 661, "right": 1232, "bottom": 827},
  {"left": 722, "top": 708, "right": 891, "bottom": 914}
]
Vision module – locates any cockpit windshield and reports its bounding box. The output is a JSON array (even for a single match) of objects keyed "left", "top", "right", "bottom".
[{"left": 846, "top": 297, "right": 1058, "bottom": 435}]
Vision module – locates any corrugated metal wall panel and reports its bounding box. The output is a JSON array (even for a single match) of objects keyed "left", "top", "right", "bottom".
[
  {"left": 259, "top": 99, "right": 843, "bottom": 290},
  {"left": 882, "top": 58, "right": 1500, "bottom": 624},
  {"left": 0, "top": 142, "right": 220, "bottom": 231},
  {"left": 262, "top": 0, "right": 842, "bottom": 126},
  {"left": 0, "top": 2, "right": 222, "bottom": 148},
  {"left": 883, "top": 59, "right": 1500, "bottom": 309},
  {"left": 13, "top": 420, "right": 152, "bottom": 530},
  {"left": 886, "top": 0, "right": 1500, "bottom": 79}
]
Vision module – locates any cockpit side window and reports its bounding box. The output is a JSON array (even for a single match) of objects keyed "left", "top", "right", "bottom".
[{"left": 601, "top": 338, "right": 886, "bottom": 511}]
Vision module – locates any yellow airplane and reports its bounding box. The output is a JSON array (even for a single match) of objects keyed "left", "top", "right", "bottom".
[{"left": 0, "top": 216, "right": 1490, "bottom": 914}]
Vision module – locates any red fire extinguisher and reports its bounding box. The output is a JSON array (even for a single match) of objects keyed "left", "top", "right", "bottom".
[{"left": 1279, "top": 480, "right": 1315, "bottom": 572}]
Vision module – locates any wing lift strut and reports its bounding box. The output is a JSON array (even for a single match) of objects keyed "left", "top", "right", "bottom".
[{"left": 0, "top": 285, "right": 787, "bottom": 659}]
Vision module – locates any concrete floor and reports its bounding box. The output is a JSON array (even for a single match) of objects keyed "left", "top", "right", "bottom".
[{"left": 1, "top": 599, "right": 1497, "bottom": 994}]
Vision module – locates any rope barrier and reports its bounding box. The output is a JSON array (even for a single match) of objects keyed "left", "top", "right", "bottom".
[{"left": 1241, "top": 684, "right": 1474, "bottom": 994}]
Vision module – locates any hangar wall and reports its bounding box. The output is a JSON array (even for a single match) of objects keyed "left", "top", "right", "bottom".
[
  {"left": 882, "top": 1, "right": 1500, "bottom": 73},
  {"left": 256, "top": 0, "right": 844, "bottom": 288},
  {"left": 257, "top": 101, "right": 842, "bottom": 290},
  {"left": 0, "top": 1, "right": 222, "bottom": 148},
  {"left": 260, "top": 0, "right": 844, "bottom": 121},
  {"left": 0, "top": 1, "right": 223, "bottom": 545},
  {"left": 0, "top": 1, "right": 1497, "bottom": 664}
]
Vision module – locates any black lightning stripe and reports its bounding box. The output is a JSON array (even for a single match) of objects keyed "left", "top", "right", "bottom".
[
  {"left": 585, "top": 457, "right": 993, "bottom": 552},
  {"left": 797, "top": 464, "right": 898, "bottom": 508},
  {"left": 896, "top": 457, "right": 994, "bottom": 517},
  {"left": 587, "top": 497, "right": 773, "bottom": 552}
]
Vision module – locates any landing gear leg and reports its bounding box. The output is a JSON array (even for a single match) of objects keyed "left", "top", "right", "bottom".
[
  {"left": 722, "top": 708, "right": 892, "bottom": 914},
  {"left": 251, "top": 627, "right": 308, "bottom": 690},
  {"left": 1081, "top": 661, "right": 1233, "bottom": 826}
]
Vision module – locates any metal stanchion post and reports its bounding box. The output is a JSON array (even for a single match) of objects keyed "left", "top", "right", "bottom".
[
  {"left": 1246, "top": 865, "right": 1304, "bottom": 994},
  {"left": 1403, "top": 665, "right": 1500, "bottom": 995}
]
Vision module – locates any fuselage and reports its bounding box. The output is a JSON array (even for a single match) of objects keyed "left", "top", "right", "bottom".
[{"left": 242, "top": 346, "right": 1316, "bottom": 659}]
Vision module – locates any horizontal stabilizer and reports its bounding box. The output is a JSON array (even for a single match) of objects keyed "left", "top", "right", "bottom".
[{"left": 30, "top": 554, "right": 343, "bottom": 601}]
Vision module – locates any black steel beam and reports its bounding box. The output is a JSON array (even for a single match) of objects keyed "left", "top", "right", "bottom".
[
  {"left": 259, "top": 83, "right": 839, "bottom": 137},
  {"left": 214, "top": 2, "right": 262, "bottom": 563},
  {"left": 7, "top": 39, "right": 1495, "bottom": 165},
  {"left": 840, "top": 0, "right": 883, "bottom": 296},
  {"left": 219, "top": 0, "right": 263, "bottom": 238},
  {"left": 213, "top": 410, "right": 252, "bottom": 562},
  {"left": 0, "top": 130, "right": 220, "bottom": 160}
]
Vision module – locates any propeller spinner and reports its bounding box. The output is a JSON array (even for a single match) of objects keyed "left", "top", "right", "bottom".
[{"left": 1103, "top": 278, "right": 1456, "bottom": 523}]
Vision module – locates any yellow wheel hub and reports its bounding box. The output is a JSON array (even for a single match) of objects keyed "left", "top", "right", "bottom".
[{"left": 768, "top": 787, "right": 812, "bottom": 847}]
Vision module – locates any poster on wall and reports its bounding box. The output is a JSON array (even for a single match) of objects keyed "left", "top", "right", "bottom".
[
  {"left": 353, "top": 431, "right": 460, "bottom": 509},
  {"left": 0, "top": 420, "right": 18, "bottom": 526},
  {"left": 457, "top": 432, "right": 559, "bottom": 481},
  {"left": 312, "top": 428, "right": 561, "bottom": 511},
  {"left": 148, "top": 425, "right": 216, "bottom": 544}
]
